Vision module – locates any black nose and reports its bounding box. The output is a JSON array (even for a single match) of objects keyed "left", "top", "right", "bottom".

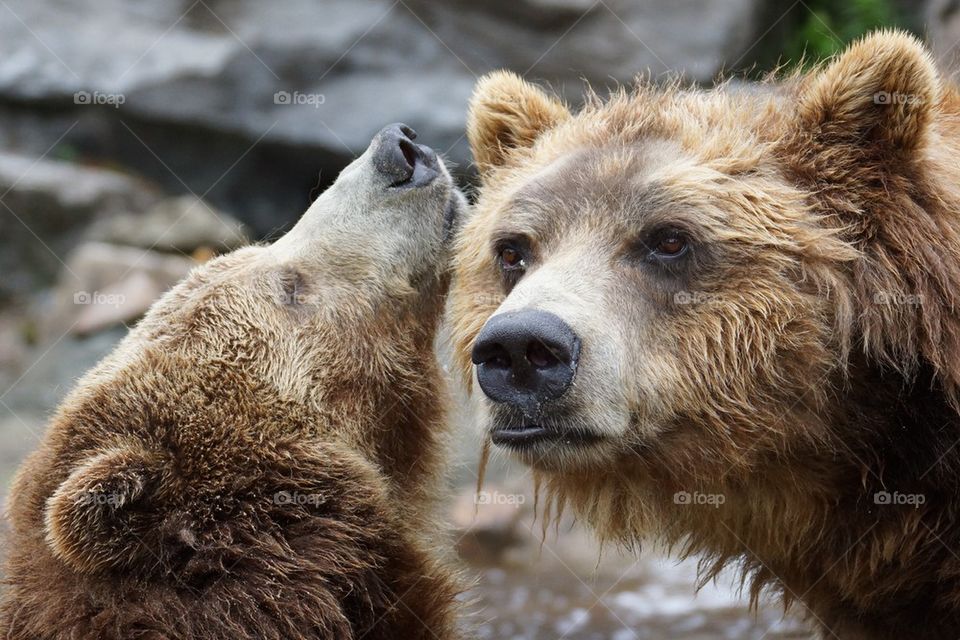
[
  {"left": 471, "top": 310, "right": 580, "bottom": 413},
  {"left": 371, "top": 123, "right": 439, "bottom": 188}
]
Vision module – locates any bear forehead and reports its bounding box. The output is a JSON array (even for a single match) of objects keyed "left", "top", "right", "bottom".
[
  {"left": 490, "top": 140, "right": 774, "bottom": 241},
  {"left": 544, "top": 86, "right": 784, "bottom": 158}
]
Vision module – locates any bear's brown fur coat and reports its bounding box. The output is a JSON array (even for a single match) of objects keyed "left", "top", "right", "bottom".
[
  {"left": 0, "top": 130, "right": 465, "bottom": 639},
  {"left": 453, "top": 31, "right": 960, "bottom": 638}
]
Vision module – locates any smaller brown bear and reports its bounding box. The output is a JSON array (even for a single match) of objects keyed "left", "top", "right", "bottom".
[{"left": 0, "top": 124, "right": 466, "bottom": 640}]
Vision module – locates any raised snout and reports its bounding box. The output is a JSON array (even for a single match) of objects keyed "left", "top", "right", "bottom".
[
  {"left": 471, "top": 309, "right": 581, "bottom": 414},
  {"left": 371, "top": 123, "right": 440, "bottom": 189}
]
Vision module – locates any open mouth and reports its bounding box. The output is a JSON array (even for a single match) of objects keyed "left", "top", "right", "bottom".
[{"left": 490, "top": 424, "right": 604, "bottom": 449}]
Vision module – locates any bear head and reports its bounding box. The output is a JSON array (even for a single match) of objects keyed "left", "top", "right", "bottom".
[{"left": 450, "top": 31, "right": 960, "bottom": 539}]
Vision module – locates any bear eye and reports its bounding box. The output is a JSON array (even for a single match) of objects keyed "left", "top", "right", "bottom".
[
  {"left": 499, "top": 246, "right": 526, "bottom": 271},
  {"left": 494, "top": 239, "right": 531, "bottom": 290},
  {"left": 646, "top": 229, "right": 691, "bottom": 261},
  {"left": 656, "top": 235, "right": 686, "bottom": 256}
]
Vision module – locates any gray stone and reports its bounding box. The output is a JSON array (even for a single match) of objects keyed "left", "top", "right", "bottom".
[
  {"left": 72, "top": 270, "right": 164, "bottom": 336},
  {"left": 928, "top": 0, "right": 960, "bottom": 72},
  {"left": 43, "top": 242, "right": 195, "bottom": 337},
  {"left": 89, "top": 195, "right": 249, "bottom": 253},
  {"left": 0, "top": 151, "right": 160, "bottom": 302},
  {"left": 0, "top": 0, "right": 772, "bottom": 235}
]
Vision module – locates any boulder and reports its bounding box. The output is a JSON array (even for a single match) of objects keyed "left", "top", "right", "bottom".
[
  {"left": 43, "top": 242, "right": 195, "bottom": 337},
  {"left": 88, "top": 195, "right": 249, "bottom": 253},
  {"left": 927, "top": 0, "right": 960, "bottom": 71},
  {"left": 0, "top": 0, "right": 774, "bottom": 235},
  {"left": 0, "top": 152, "right": 160, "bottom": 303},
  {"left": 451, "top": 483, "right": 532, "bottom": 564}
]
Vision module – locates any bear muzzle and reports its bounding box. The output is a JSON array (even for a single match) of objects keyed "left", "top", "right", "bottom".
[{"left": 371, "top": 122, "right": 440, "bottom": 189}]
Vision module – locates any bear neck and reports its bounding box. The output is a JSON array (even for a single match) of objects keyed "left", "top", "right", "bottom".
[{"left": 539, "top": 356, "right": 960, "bottom": 631}]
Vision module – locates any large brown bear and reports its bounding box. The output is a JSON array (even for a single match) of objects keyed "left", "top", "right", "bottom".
[
  {"left": 450, "top": 31, "right": 960, "bottom": 639},
  {"left": 0, "top": 124, "right": 466, "bottom": 639}
]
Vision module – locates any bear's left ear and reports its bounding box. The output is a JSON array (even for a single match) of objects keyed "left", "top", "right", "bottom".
[
  {"left": 795, "top": 30, "right": 939, "bottom": 158},
  {"left": 467, "top": 71, "right": 571, "bottom": 176}
]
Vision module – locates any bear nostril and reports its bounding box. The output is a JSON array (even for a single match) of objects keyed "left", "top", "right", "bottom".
[
  {"left": 527, "top": 341, "right": 559, "bottom": 369},
  {"left": 398, "top": 138, "right": 418, "bottom": 173},
  {"left": 474, "top": 343, "right": 511, "bottom": 369}
]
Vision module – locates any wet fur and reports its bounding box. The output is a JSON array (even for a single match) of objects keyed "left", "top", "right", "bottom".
[{"left": 453, "top": 31, "right": 960, "bottom": 638}]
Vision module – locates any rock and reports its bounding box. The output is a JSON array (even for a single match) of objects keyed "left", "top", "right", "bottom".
[
  {"left": 0, "top": 0, "right": 774, "bottom": 235},
  {"left": 72, "top": 271, "right": 164, "bottom": 336},
  {"left": 451, "top": 484, "right": 531, "bottom": 564},
  {"left": 0, "top": 152, "right": 160, "bottom": 303},
  {"left": 88, "top": 195, "right": 249, "bottom": 253},
  {"left": 927, "top": 0, "right": 960, "bottom": 71},
  {"left": 404, "top": 0, "right": 769, "bottom": 100},
  {"left": 43, "top": 242, "right": 195, "bottom": 337},
  {"left": 0, "top": 312, "right": 30, "bottom": 393},
  {"left": 0, "top": 322, "right": 128, "bottom": 505}
]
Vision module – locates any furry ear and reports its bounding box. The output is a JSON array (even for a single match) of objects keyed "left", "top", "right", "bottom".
[
  {"left": 44, "top": 446, "right": 160, "bottom": 573},
  {"left": 467, "top": 71, "right": 570, "bottom": 175},
  {"left": 797, "top": 30, "right": 939, "bottom": 156},
  {"left": 790, "top": 31, "right": 960, "bottom": 406}
]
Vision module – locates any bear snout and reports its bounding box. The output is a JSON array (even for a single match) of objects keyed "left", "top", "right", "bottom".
[
  {"left": 471, "top": 309, "right": 580, "bottom": 413},
  {"left": 371, "top": 122, "right": 440, "bottom": 189}
]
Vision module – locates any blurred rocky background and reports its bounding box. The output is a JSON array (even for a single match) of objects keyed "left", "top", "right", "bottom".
[{"left": 0, "top": 0, "right": 946, "bottom": 637}]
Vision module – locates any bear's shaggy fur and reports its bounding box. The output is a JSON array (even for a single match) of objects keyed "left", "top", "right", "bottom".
[
  {"left": 451, "top": 31, "right": 960, "bottom": 638},
  {"left": 0, "top": 129, "right": 465, "bottom": 639}
]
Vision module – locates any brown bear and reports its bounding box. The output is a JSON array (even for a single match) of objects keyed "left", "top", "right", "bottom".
[
  {"left": 450, "top": 31, "right": 960, "bottom": 639},
  {"left": 0, "top": 124, "right": 466, "bottom": 639}
]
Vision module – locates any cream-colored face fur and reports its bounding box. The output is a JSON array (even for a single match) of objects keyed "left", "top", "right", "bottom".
[
  {"left": 450, "top": 57, "right": 910, "bottom": 477},
  {"left": 460, "top": 139, "right": 848, "bottom": 473},
  {"left": 125, "top": 128, "right": 464, "bottom": 417}
]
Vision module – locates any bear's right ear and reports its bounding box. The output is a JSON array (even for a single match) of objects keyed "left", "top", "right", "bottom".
[
  {"left": 44, "top": 446, "right": 161, "bottom": 573},
  {"left": 467, "top": 71, "right": 570, "bottom": 175}
]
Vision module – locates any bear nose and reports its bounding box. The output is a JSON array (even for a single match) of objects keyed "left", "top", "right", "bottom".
[
  {"left": 471, "top": 310, "right": 580, "bottom": 412},
  {"left": 371, "top": 122, "right": 439, "bottom": 188}
]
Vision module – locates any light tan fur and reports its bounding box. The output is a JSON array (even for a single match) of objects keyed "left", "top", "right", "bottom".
[{"left": 451, "top": 31, "right": 960, "bottom": 638}]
